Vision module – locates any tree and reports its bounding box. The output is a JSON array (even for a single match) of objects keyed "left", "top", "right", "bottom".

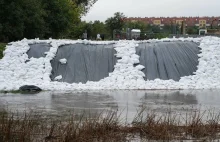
[
  {"left": 145, "top": 25, "right": 161, "bottom": 33},
  {"left": 70, "top": 20, "right": 110, "bottom": 40},
  {"left": 91, "top": 21, "right": 108, "bottom": 39},
  {"left": 105, "top": 12, "right": 126, "bottom": 38},
  {"left": 73, "top": 0, "right": 98, "bottom": 15},
  {"left": 42, "top": 0, "right": 81, "bottom": 38},
  {"left": 187, "top": 26, "right": 198, "bottom": 35},
  {"left": 22, "top": 0, "right": 46, "bottom": 39},
  {"left": 0, "top": 0, "right": 45, "bottom": 41},
  {"left": 0, "top": 0, "right": 97, "bottom": 42},
  {"left": 162, "top": 24, "right": 172, "bottom": 34}
]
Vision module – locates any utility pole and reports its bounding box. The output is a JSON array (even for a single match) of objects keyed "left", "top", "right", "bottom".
[
  {"left": 126, "top": 28, "right": 131, "bottom": 40},
  {"left": 181, "top": 21, "right": 186, "bottom": 35},
  {"left": 113, "top": 30, "right": 115, "bottom": 40}
]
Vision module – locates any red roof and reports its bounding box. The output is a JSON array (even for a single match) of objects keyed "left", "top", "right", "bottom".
[{"left": 124, "top": 16, "right": 220, "bottom": 26}]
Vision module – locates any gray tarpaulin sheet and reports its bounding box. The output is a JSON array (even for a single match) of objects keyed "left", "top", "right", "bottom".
[
  {"left": 27, "top": 41, "right": 200, "bottom": 83},
  {"left": 28, "top": 43, "right": 50, "bottom": 58},
  {"left": 50, "top": 44, "right": 117, "bottom": 83},
  {"left": 136, "top": 41, "right": 200, "bottom": 81}
]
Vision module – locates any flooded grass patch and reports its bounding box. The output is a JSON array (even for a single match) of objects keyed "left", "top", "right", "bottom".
[{"left": 1, "top": 108, "right": 220, "bottom": 141}]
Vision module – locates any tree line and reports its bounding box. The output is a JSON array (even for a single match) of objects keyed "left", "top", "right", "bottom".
[
  {"left": 72, "top": 12, "right": 173, "bottom": 40},
  {"left": 0, "top": 0, "right": 97, "bottom": 42},
  {"left": 69, "top": 12, "right": 200, "bottom": 40},
  {"left": 0, "top": 1, "right": 200, "bottom": 43}
]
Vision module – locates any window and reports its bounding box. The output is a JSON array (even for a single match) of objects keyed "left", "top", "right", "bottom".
[
  {"left": 176, "top": 20, "right": 183, "bottom": 25},
  {"left": 153, "top": 20, "right": 161, "bottom": 25}
]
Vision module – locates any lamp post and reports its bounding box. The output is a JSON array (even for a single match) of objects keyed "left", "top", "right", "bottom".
[
  {"left": 113, "top": 29, "right": 116, "bottom": 40},
  {"left": 181, "top": 21, "right": 186, "bottom": 35},
  {"left": 169, "top": 20, "right": 173, "bottom": 34},
  {"left": 170, "top": 20, "right": 176, "bottom": 34}
]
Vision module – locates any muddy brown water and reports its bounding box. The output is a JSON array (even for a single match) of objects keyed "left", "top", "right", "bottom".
[{"left": 0, "top": 90, "right": 220, "bottom": 122}]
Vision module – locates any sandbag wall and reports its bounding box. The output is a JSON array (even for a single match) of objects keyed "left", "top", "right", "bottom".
[{"left": 136, "top": 41, "right": 200, "bottom": 81}]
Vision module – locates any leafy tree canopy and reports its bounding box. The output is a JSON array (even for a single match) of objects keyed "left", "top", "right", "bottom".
[
  {"left": 73, "top": 0, "right": 98, "bottom": 15},
  {"left": 124, "top": 21, "right": 147, "bottom": 32},
  {"left": 0, "top": 0, "right": 45, "bottom": 41},
  {"left": 105, "top": 12, "right": 126, "bottom": 32},
  {"left": 0, "top": 0, "right": 97, "bottom": 42}
]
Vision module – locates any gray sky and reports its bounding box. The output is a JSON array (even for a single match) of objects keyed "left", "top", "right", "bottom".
[{"left": 82, "top": 0, "right": 220, "bottom": 22}]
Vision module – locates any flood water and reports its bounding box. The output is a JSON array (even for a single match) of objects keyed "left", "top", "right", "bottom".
[{"left": 0, "top": 90, "right": 220, "bottom": 122}]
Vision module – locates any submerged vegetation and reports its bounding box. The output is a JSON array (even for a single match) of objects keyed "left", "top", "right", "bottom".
[{"left": 1, "top": 108, "right": 220, "bottom": 141}]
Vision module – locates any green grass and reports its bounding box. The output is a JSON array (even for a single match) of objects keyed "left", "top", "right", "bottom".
[
  {"left": 0, "top": 90, "right": 22, "bottom": 94},
  {"left": 0, "top": 90, "right": 44, "bottom": 94},
  {"left": 0, "top": 43, "right": 6, "bottom": 59}
]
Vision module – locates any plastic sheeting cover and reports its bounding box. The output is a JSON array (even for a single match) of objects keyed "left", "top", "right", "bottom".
[
  {"left": 28, "top": 43, "right": 50, "bottom": 58},
  {"left": 51, "top": 44, "right": 117, "bottom": 83},
  {"left": 136, "top": 41, "right": 200, "bottom": 81}
]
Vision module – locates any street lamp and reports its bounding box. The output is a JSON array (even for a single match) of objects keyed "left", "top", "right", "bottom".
[
  {"left": 169, "top": 20, "right": 173, "bottom": 34},
  {"left": 170, "top": 20, "right": 177, "bottom": 34}
]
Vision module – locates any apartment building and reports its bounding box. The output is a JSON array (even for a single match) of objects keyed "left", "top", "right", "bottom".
[{"left": 124, "top": 17, "right": 220, "bottom": 28}]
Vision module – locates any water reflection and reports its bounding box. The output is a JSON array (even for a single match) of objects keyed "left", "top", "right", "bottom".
[
  {"left": 0, "top": 90, "right": 220, "bottom": 121},
  {"left": 50, "top": 92, "right": 118, "bottom": 117}
]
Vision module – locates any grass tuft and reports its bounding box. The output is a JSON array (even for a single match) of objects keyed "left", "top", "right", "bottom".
[{"left": 0, "top": 43, "right": 6, "bottom": 59}]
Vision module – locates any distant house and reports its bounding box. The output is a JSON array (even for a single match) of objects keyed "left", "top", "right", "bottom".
[{"left": 124, "top": 16, "right": 220, "bottom": 29}]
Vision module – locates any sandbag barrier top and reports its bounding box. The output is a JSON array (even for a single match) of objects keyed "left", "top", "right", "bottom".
[{"left": 0, "top": 37, "right": 219, "bottom": 91}]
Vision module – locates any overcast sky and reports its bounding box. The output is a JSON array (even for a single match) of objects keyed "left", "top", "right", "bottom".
[{"left": 82, "top": 0, "right": 220, "bottom": 22}]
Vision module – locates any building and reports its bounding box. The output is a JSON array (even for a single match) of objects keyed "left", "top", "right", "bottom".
[{"left": 124, "top": 17, "right": 220, "bottom": 28}]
